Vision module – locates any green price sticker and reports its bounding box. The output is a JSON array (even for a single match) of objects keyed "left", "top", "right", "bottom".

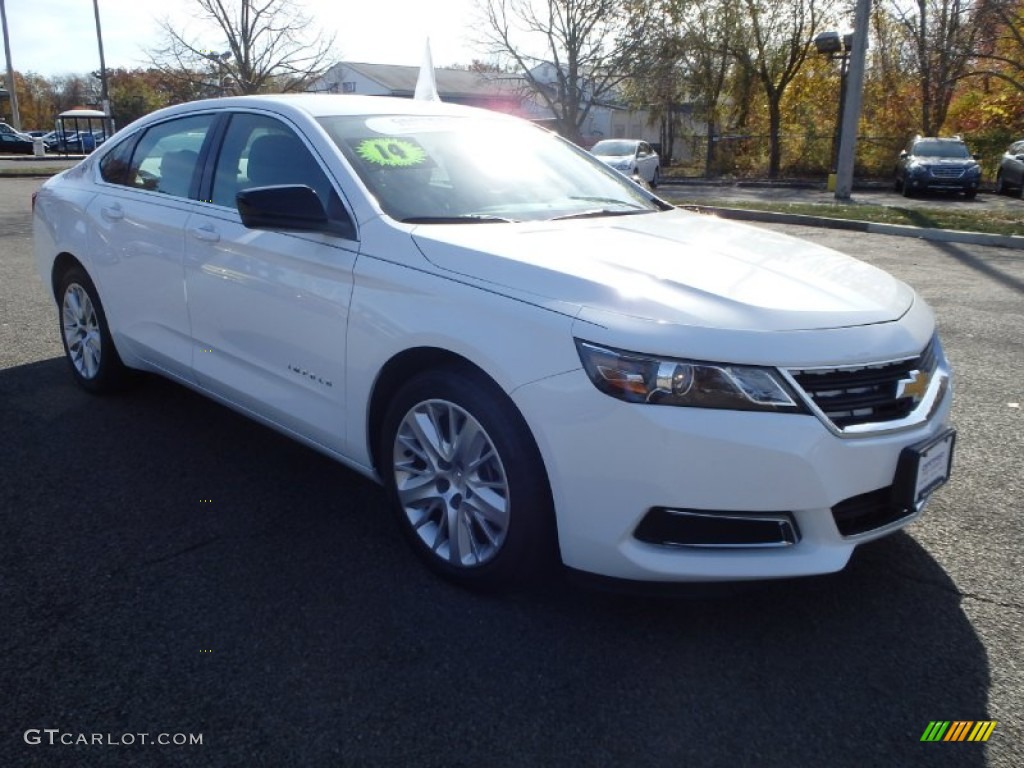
[{"left": 356, "top": 138, "right": 428, "bottom": 167}]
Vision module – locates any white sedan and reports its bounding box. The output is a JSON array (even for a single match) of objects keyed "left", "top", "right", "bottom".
[
  {"left": 33, "top": 94, "right": 954, "bottom": 589},
  {"left": 590, "top": 139, "right": 661, "bottom": 187}
]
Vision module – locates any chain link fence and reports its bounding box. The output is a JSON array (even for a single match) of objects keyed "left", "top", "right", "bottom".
[{"left": 667, "top": 133, "right": 1007, "bottom": 183}]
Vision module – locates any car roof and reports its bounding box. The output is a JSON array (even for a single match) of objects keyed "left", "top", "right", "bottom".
[
  {"left": 138, "top": 93, "right": 505, "bottom": 125},
  {"left": 912, "top": 137, "right": 965, "bottom": 146}
]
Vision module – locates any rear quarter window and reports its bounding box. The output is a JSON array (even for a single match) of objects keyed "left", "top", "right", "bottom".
[{"left": 98, "top": 136, "right": 136, "bottom": 186}]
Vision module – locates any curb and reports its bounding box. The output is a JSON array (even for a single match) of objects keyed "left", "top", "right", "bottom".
[
  {"left": 681, "top": 204, "right": 1024, "bottom": 251},
  {"left": 0, "top": 170, "right": 68, "bottom": 178}
]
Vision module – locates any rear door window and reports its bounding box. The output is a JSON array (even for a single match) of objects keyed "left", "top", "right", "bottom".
[{"left": 125, "top": 115, "right": 216, "bottom": 198}]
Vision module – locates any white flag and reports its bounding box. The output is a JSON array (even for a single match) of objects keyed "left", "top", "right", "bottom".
[{"left": 414, "top": 38, "right": 441, "bottom": 102}]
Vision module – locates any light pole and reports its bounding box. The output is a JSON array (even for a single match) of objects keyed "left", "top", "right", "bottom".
[
  {"left": 813, "top": 31, "right": 853, "bottom": 175},
  {"left": 0, "top": 0, "right": 22, "bottom": 129},
  {"left": 202, "top": 51, "right": 232, "bottom": 96},
  {"left": 834, "top": 0, "right": 872, "bottom": 201},
  {"left": 92, "top": 0, "right": 109, "bottom": 117}
]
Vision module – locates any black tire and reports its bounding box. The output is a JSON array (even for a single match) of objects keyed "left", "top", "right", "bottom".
[
  {"left": 902, "top": 181, "right": 914, "bottom": 198},
  {"left": 994, "top": 172, "right": 1006, "bottom": 195},
  {"left": 378, "top": 365, "right": 556, "bottom": 590},
  {"left": 56, "top": 266, "right": 133, "bottom": 393},
  {"left": 650, "top": 166, "right": 660, "bottom": 189},
  {"left": 894, "top": 177, "right": 903, "bottom": 192},
  {"left": 964, "top": 189, "right": 977, "bottom": 200}
]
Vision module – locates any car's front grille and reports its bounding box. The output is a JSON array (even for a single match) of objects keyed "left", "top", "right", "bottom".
[
  {"left": 930, "top": 167, "right": 966, "bottom": 179},
  {"left": 788, "top": 340, "right": 938, "bottom": 430},
  {"left": 832, "top": 485, "right": 911, "bottom": 537}
]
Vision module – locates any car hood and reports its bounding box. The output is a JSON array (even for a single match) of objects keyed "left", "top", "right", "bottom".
[{"left": 411, "top": 209, "right": 914, "bottom": 332}]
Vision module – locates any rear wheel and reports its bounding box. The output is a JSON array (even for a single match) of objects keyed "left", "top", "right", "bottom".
[
  {"left": 379, "top": 366, "right": 556, "bottom": 589},
  {"left": 57, "top": 266, "right": 133, "bottom": 393}
]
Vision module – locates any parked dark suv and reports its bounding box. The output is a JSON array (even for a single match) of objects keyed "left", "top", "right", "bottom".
[
  {"left": 995, "top": 139, "right": 1024, "bottom": 197},
  {"left": 895, "top": 136, "right": 981, "bottom": 198}
]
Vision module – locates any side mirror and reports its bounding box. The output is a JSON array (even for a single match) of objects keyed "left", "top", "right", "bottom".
[
  {"left": 972, "top": 153, "right": 980, "bottom": 160},
  {"left": 237, "top": 185, "right": 331, "bottom": 233},
  {"left": 899, "top": 150, "right": 907, "bottom": 158}
]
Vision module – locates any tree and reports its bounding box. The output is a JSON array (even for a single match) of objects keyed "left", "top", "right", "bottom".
[
  {"left": 149, "top": 0, "right": 337, "bottom": 97},
  {"left": 621, "top": 11, "right": 687, "bottom": 163},
  {"left": 476, "top": 0, "right": 654, "bottom": 143},
  {"left": 970, "top": 0, "right": 1024, "bottom": 93},
  {"left": 732, "top": 0, "right": 833, "bottom": 177},
  {"left": 672, "top": 0, "right": 746, "bottom": 174},
  {"left": 883, "top": 0, "right": 993, "bottom": 134},
  {"left": 11, "top": 72, "right": 57, "bottom": 130},
  {"left": 107, "top": 69, "right": 176, "bottom": 127}
]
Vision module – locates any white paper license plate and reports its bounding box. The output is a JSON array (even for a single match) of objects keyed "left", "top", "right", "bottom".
[{"left": 896, "top": 429, "right": 956, "bottom": 510}]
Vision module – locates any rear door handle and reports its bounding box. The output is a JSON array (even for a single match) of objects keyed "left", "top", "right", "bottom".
[
  {"left": 190, "top": 224, "right": 220, "bottom": 243},
  {"left": 100, "top": 204, "right": 124, "bottom": 221}
]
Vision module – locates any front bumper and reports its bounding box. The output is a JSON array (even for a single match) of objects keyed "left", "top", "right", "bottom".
[
  {"left": 905, "top": 170, "right": 979, "bottom": 193},
  {"left": 512, "top": 369, "right": 953, "bottom": 582}
]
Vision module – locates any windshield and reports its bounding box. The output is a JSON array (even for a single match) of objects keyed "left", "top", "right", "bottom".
[
  {"left": 318, "top": 115, "right": 659, "bottom": 223},
  {"left": 591, "top": 140, "right": 638, "bottom": 156},
  {"left": 913, "top": 141, "right": 970, "bottom": 159}
]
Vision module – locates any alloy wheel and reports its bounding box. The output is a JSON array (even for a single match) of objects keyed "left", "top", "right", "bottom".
[
  {"left": 392, "top": 399, "right": 510, "bottom": 568},
  {"left": 62, "top": 283, "right": 102, "bottom": 379}
]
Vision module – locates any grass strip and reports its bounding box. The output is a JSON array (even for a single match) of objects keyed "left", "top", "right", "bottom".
[{"left": 663, "top": 197, "right": 1024, "bottom": 238}]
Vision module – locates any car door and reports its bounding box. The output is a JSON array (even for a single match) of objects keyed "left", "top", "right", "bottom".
[
  {"left": 636, "top": 142, "right": 657, "bottom": 183},
  {"left": 1, "top": 133, "right": 27, "bottom": 154},
  {"left": 86, "top": 113, "right": 217, "bottom": 378},
  {"left": 183, "top": 111, "right": 359, "bottom": 452}
]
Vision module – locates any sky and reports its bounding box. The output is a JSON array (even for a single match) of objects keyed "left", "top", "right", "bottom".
[{"left": 3, "top": 0, "right": 488, "bottom": 78}]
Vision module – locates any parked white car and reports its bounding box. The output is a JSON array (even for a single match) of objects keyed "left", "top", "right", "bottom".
[
  {"left": 33, "top": 95, "right": 954, "bottom": 589},
  {"left": 590, "top": 139, "right": 661, "bottom": 187}
]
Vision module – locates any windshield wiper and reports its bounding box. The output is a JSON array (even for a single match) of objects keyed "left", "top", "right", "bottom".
[
  {"left": 399, "top": 214, "right": 516, "bottom": 224},
  {"left": 566, "top": 196, "right": 647, "bottom": 209},
  {"left": 550, "top": 208, "right": 652, "bottom": 221}
]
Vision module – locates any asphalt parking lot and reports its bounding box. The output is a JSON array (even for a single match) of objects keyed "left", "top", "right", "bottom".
[{"left": 1, "top": 176, "right": 1022, "bottom": 767}]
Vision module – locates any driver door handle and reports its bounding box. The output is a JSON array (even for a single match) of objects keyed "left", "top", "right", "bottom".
[
  {"left": 190, "top": 223, "right": 220, "bottom": 243},
  {"left": 100, "top": 204, "right": 124, "bottom": 221}
]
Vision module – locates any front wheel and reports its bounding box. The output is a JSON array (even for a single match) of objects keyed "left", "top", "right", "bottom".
[
  {"left": 379, "top": 366, "right": 556, "bottom": 589},
  {"left": 964, "top": 189, "right": 977, "bottom": 200},
  {"left": 650, "top": 167, "right": 660, "bottom": 188},
  {"left": 994, "top": 172, "right": 1006, "bottom": 195},
  {"left": 57, "top": 267, "right": 133, "bottom": 393}
]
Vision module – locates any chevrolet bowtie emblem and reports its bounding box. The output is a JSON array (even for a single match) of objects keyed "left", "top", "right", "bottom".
[{"left": 896, "top": 370, "right": 931, "bottom": 402}]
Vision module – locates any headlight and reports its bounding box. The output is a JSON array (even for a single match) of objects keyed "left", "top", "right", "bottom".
[
  {"left": 576, "top": 341, "right": 805, "bottom": 412},
  {"left": 610, "top": 160, "right": 631, "bottom": 170},
  {"left": 967, "top": 165, "right": 981, "bottom": 176},
  {"left": 907, "top": 162, "right": 927, "bottom": 176}
]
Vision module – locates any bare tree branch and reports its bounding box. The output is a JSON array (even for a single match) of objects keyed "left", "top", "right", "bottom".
[
  {"left": 474, "top": 0, "right": 655, "bottom": 142},
  {"left": 147, "top": 0, "right": 337, "bottom": 98}
]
